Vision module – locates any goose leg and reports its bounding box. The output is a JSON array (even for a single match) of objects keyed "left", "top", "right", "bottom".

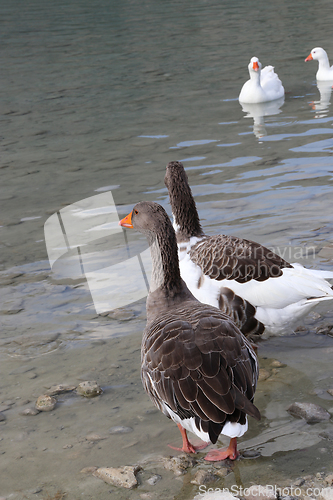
[
  {"left": 168, "top": 424, "right": 209, "bottom": 454},
  {"left": 204, "top": 437, "right": 239, "bottom": 461}
]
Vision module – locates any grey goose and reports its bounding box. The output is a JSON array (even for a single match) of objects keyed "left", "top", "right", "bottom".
[
  {"left": 119, "top": 201, "right": 260, "bottom": 461},
  {"left": 164, "top": 161, "right": 333, "bottom": 335}
]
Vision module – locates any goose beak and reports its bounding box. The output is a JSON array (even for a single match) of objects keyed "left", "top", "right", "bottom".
[
  {"left": 119, "top": 211, "right": 133, "bottom": 228},
  {"left": 253, "top": 61, "right": 259, "bottom": 71},
  {"left": 305, "top": 53, "right": 313, "bottom": 62}
]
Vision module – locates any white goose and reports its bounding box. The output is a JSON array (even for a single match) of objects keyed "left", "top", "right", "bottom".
[
  {"left": 239, "top": 56, "right": 285, "bottom": 104},
  {"left": 305, "top": 47, "right": 333, "bottom": 81},
  {"left": 164, "top": 161, "right": 333, "bottom": 336}
]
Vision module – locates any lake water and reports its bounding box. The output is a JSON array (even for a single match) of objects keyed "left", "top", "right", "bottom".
[{"left": 1, "top": 0, "right": 333, "bottom": 499}]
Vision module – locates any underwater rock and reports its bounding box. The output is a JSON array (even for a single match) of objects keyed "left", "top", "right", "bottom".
[
  {"left": 44, "top": 384, "right": 76, "bottom": 396},
  {"left": 20, "top": 408, "right": 40, "bottom": 416},
  {"left": 93, "top": 465, "right": 141, "bottom": 489},
  {"left": 162, "top": 454, "right": 197, "bottom": 476},
  {"left": 190, "top": 469, "right": 217, "bottom": 485},
  {"left": 35, "top": 395, "right": 56, "bottom": 412},
  {"left": 146, "top": 474, "right": 162, "bottom": 486},
  {"left": 287, "top": 402, "right": 331, "bottom": 423},
  {"left": 109, "top": 426, "right": 133, "bottom": 434},
  {"left": 76, "top": 381, "right": 102, "bottom": 398}
]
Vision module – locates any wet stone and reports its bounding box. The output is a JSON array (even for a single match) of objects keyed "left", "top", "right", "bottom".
[
  {"left": 146, "top": 474, "right": 162, "bottom": 486},
  {"left": 316, "top": 325, "right": 333, "bottom": 336},
  {"left": 258, "top": 369, "right": 271, "bottom": 382},
  {"left": 44, "top": 384, "right": 77, "bottom": 396},
  {"left": 20, "top": 408, "right": 40, "bottom": 416},
  {"left": 93, "top": 465, "right": 141, "bottom": 489},
  {"left": 287, "top": 402, "right": 331, "bottom": 423},
  {"left": 86, "top": 433, "right": 107, "bottom": 442},
  {"left": 108, "top": 308, "right": 135, "bottom": 321},
  {"left": 109, "top": 426, "right": 133, "bottom": 434},
  {"left": 35, "top": 395, "right": 57, "bottom": 412},
  {"left": 81, "top": 466, "right": 98, "bottom": 474},
  {"left": 243, "top": 485, "right": 277, "bottom": 500},
  {"left": 190, "top": 469, "right": 217, "bottom": 485},
  {"left": 162, "top": 454, "right": 197, "bottom": 476},
  {"left": 242, "top": 450, "right": 261, "bottom": 459},
  {"left": 327, "top": 389, "right": 333, "bottom": 397},
  {"left": 76, "top": 381, "right": 102, "bottom": 398}
]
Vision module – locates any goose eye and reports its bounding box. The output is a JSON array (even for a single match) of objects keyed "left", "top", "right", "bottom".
[{"left": 134, "top": 209, "right": 138, "bottom": 215}]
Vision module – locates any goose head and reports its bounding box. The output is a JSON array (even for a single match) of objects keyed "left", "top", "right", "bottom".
[
  {"left": 249, "top": 57, "right": 262, "bottom": 74},
  {"left": 305, "top": 47, "right": 328, "bottom": 63}
]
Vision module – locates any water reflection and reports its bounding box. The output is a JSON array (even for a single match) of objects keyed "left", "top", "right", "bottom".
[
  {"left": 240, "top": 96, "right": 285, "bottom": 139},
  {"left": 310, "top": 81, "right": 333, "bottom": 118}
]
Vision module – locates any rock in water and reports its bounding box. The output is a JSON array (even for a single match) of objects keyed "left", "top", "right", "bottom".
[
  {"left": 93, "top": 466, "right": 140, "bottom": 489},
  {"left": 35, "top": 395, "right": 56, "bottom": 412},
  {"left": 76, "top": 381, "right": 102, "bottom": 398},
  {"left": 287, "top": 402, "right": 331, "bottom": 423}
]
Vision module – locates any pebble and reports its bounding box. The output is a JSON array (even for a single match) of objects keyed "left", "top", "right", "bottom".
[
  {"left": 86, "top": 433, "right": 106, "bottom": 442},
  {"left": 76, "top": 381, "right": 102, "bottom": 398},
  {"left": 20, "top": 408, "right": 40, "bottom": 416},
  {"left": 109, "top": 426, "right": 133, "bottom": 434},
  {"left": 242, "top": 450, "right": 261, "bottom": 459},
  {"left": 315, "top": 325, "right": 333, "bottom": 336},
  {"left": 190, "top": 469, "right": 217, "bottom": 485},
  {"left": 243, "top": 485, "right": 277, "bottom": 500},
  {"left": 35, "top": 395, "right": 57, "bottom": 412},
  {"left": 193, "top": 491, "right": 238, "bottom": 500},
  {"left": 162, "top": 454, "right": 197, "bottom": 476},
  {"left": 44, "top": 384, "right": 76, "bottom": 396},
  {"left": 271, "top": 360, "right": 285, "bottom": 368},
  {"left": 287, "top": 402, "right": 331, "bottom": 423},
  {"left": 258, "top": 369, "right": 271, "bottom": 382},
  {"left": 146, "top": 474, "right": 162, "bottom": 486},
  {"left": 327, "top": 389, "right": 333, "bottom": 397},
  {"left": 80, "top": 466, "right": 98, "bottom": 474},
  {"left": 325, "top": 474, "right": 333, "bottom": 485},
  {"left": 0, "top": 413, "right": 6, "bottom": 422},
  {"left": 93, "top": 465, "right": 141, "bottom": 489},
  {"left": 108, "top": 309, "right": 135, "bottom": 321}
]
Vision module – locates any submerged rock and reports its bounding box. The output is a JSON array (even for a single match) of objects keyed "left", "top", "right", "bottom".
[
  {"left": 287, "top": 402, "right": 331, "bottom": 423},
  {"left": 243, "top": 485, "right": 277, "bottom": 500},
  {"left": 35, "top": 395, "right": 56, "bottom": 412},
  {"left": 93, "top": 465, "right": 141, "bottom": 489},
  {"left": 109, "top": 426, "right": 133, "bottom": 434},
  {"left": 76, "top": 381, "right": 102, "bottom": 398},
  {"left": 162, "top": 454, "right": 197, "bottom": 476},
  {"left": 20, "top": 408, "right": 40, "bottom": 416},
  {"left": 190, "top": 469, "right": 217, "bottom": 485},
  {"left": 45, "top": 384, "right": 76, "bottom": 396},
  {"left": 146, "top": 474, "right": 162, "bottom": 486}
]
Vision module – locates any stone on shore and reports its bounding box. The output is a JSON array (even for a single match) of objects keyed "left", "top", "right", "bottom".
[
  {"left": 76, "top": 381, "right": 102, "bottom": 398},
  {"left": 287, "top": 402, "right": 331, "bottom": 423},
  {"left": 93, "top": 465, "right": 141, "bottom": 489}
]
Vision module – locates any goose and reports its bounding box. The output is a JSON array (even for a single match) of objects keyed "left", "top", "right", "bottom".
[
  {"left": 239, "top": 56, "right": 285, "bottom": 104},
  {"left": 164, "top": 161, "right": 333, "bottom": 336},
  {"left": 305, "top": 47, "right": 333, "bottom": 81},
  {"left": 119, "top": 201, "right": 260, "bottom": 461}
]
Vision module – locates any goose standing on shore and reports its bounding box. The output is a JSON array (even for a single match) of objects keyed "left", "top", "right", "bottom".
[
  {"left": 119, "top": 202, "right": 260, "bottom": 461},
  {"left": 305, "top": 47, "right": 333, "bottom": 81},
  {"left": 164, "top": 161, "right": 333, "bottom": 335},
  {"left": 239, "top": 56, "right": 284, "bottom": 104}
]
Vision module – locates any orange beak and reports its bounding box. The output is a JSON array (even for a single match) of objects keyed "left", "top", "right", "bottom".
[
  {"left": 253, "top": 61, "right": 259, "bottom": 71},
  {"left": 305, "top": 53, "right": 313, "bottom": 62},
  {"left": 119, "top": 211, "right": 133, "bottom": 228}
]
